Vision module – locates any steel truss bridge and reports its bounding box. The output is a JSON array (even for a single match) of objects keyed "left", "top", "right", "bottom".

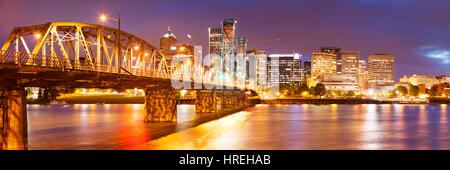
[
  {"left": 0, "top": 22, "right": 250, "bottom": 150},
  {"left": 0, "top": 22, "right": 175, "bottom": 88}
]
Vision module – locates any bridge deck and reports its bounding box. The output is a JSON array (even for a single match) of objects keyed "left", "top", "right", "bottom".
[{"left": 0, "top": 62, "right": 172, "bottom": 89}]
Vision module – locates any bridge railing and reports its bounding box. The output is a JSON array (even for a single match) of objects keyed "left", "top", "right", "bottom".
[
  {"left": 0, "top": 50, "right": 70, "bottom": 69},
  {"left": 0, "top": 50, "right": 248, "bottom": 89},
  {"left": 0, "top": 50, "right": 177, "bottom": 80}
]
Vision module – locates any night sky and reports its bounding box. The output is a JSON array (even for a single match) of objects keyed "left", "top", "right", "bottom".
[{"left": 0, "top": 0, "right": 449, "bottom": 81}]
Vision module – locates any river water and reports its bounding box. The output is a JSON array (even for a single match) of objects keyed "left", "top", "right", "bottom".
[{"left": 27, "top": 104, "right": 450, "bottom": 150}]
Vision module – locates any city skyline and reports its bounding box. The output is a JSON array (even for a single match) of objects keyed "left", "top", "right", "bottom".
[
  {"left": 1, "top": 0, "right": 450, "bottom": 156},
  {"left": 0, "top": 0, "right": 449, "bottom": 81}
]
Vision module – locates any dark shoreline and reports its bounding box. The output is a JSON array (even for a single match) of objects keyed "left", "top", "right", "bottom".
[
  {"left": 428, "top": 98, "right": 450, "bottom": 104},
  {"left": 258, "top": 99, "right": 431, "bottom": 105}
]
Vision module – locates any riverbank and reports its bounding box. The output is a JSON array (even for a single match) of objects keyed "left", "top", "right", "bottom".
[
  {"left": 258, "top": 98, "right": 433, "bottom": 104},
  {"left": 428, "top": 98, "right": 450, "bottom": 104}
]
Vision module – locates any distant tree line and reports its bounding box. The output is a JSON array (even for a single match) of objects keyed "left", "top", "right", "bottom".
[
  {"left": 391, "top": 83, "right": 446, "bottom": 97},
  {"left": 278, "top": 83, "right": 356, "bottom": 98}
]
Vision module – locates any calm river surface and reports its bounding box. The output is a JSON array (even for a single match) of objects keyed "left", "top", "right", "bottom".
[{"left": 27, "top": 104, "right": 450, "bottom": 150}]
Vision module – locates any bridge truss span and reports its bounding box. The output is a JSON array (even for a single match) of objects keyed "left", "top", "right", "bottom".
[{"left": 0, "top": 22, "right": 171, "bottom": 78}]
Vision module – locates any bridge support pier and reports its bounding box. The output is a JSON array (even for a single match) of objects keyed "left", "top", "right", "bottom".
[
  {"left": 0, "top": 88, "right": 28, "bottom": 150},
  {"left": 220, "top": 90, "right": 230, "bottom": 108},
  {"left": 144, "top": 88, "right": 178, "bottom": 122},
  {"left": 195, "top": 90, "right": 217, "bottom": 113},
  {"left": 220, "top": 90, "right": 245, "bottom": 108},
  {"left": 236, "top": 91, "right": 246, "bottom": 106}
]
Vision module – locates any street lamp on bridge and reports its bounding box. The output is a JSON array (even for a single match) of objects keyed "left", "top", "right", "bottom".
[{"left": 100, "top": 14, "right": 122, "bottom": 74}]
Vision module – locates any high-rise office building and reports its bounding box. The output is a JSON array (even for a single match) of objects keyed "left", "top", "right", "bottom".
[
  {"left": 176, "top": 44, "right": 194, "bottom": 55},
  {"left": 302, "top": 61, "right": 311, "bottom": 87},
  {"left": 311, "top": 52, "right": 337, "bottom": 86},
  {"left": 291, "top": 53, "right": 302, "bottom": 85},
  {"left": 319, "top": 48, "right": 358, "bottom": 78},
  {"left": 368, "top": 54, "right": 395, "bottom": 92},
  {"left": 268, "top": 53, "right": 302, "bottom": 85},
  {"left": 340, "top": 51, "right": 359, "bottom": 89},
  {"left": 303, "top": 61, "right": 311, "bottom": 75},
  {"left": 208, "top": 28, "right": 223, "bottom": 57},
  {"left": 208, "top": 27, "right": 224, "bottom": 84},
  {"left": 173, "top": 44, "right": 195, "bottom": 65},
  {"left": 160, "top": 27, "right": 178, "bottom": 61},
  {"left": 358, "top": 60, "right": 368, "bottom": 91},
  {"left": 312, "top": 48, "right": 360, "bottom": 91},
  {"left": 341, "top": 51, "right": 359, "bottom": 76},
  {"left": 317, "top": 51, "right": 359, "bottom": 92},
  {"left": 247, "top": 49, "right": 268, "bottom": 90},
  {"left": 171, "top": 44, "right": 197, "bottom": 81},
  {"left": 320, "top": 47, "right": 342, "bottom": 74}
]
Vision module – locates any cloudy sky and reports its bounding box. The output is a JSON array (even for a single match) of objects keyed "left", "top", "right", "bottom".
[{"left": 0, "top": 0, "right": 449, "bottom": 80}]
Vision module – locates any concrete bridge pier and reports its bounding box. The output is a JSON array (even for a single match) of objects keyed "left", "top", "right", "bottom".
[
  {"left": 144, "top": 87, "right": 178, "bottom": 122},
  {"left": 195, "top": 90, "right": 217, "bottom": 113},
  {"left": 0, "top": 88, "right": 28, "bottom": 150},
  {"left": 220, "top": 90, "right": 243, "bottom": 108},
  {"left": 236, "top": 91, "right": 246, "bottom": 106}
]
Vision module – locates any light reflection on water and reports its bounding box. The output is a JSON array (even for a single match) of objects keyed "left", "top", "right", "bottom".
[
  {"left": 27, "top": 104, "right": 450, "bottom": 150},
  {"left": 28, "top": 104, "right": 196, "bottom": 149}
]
